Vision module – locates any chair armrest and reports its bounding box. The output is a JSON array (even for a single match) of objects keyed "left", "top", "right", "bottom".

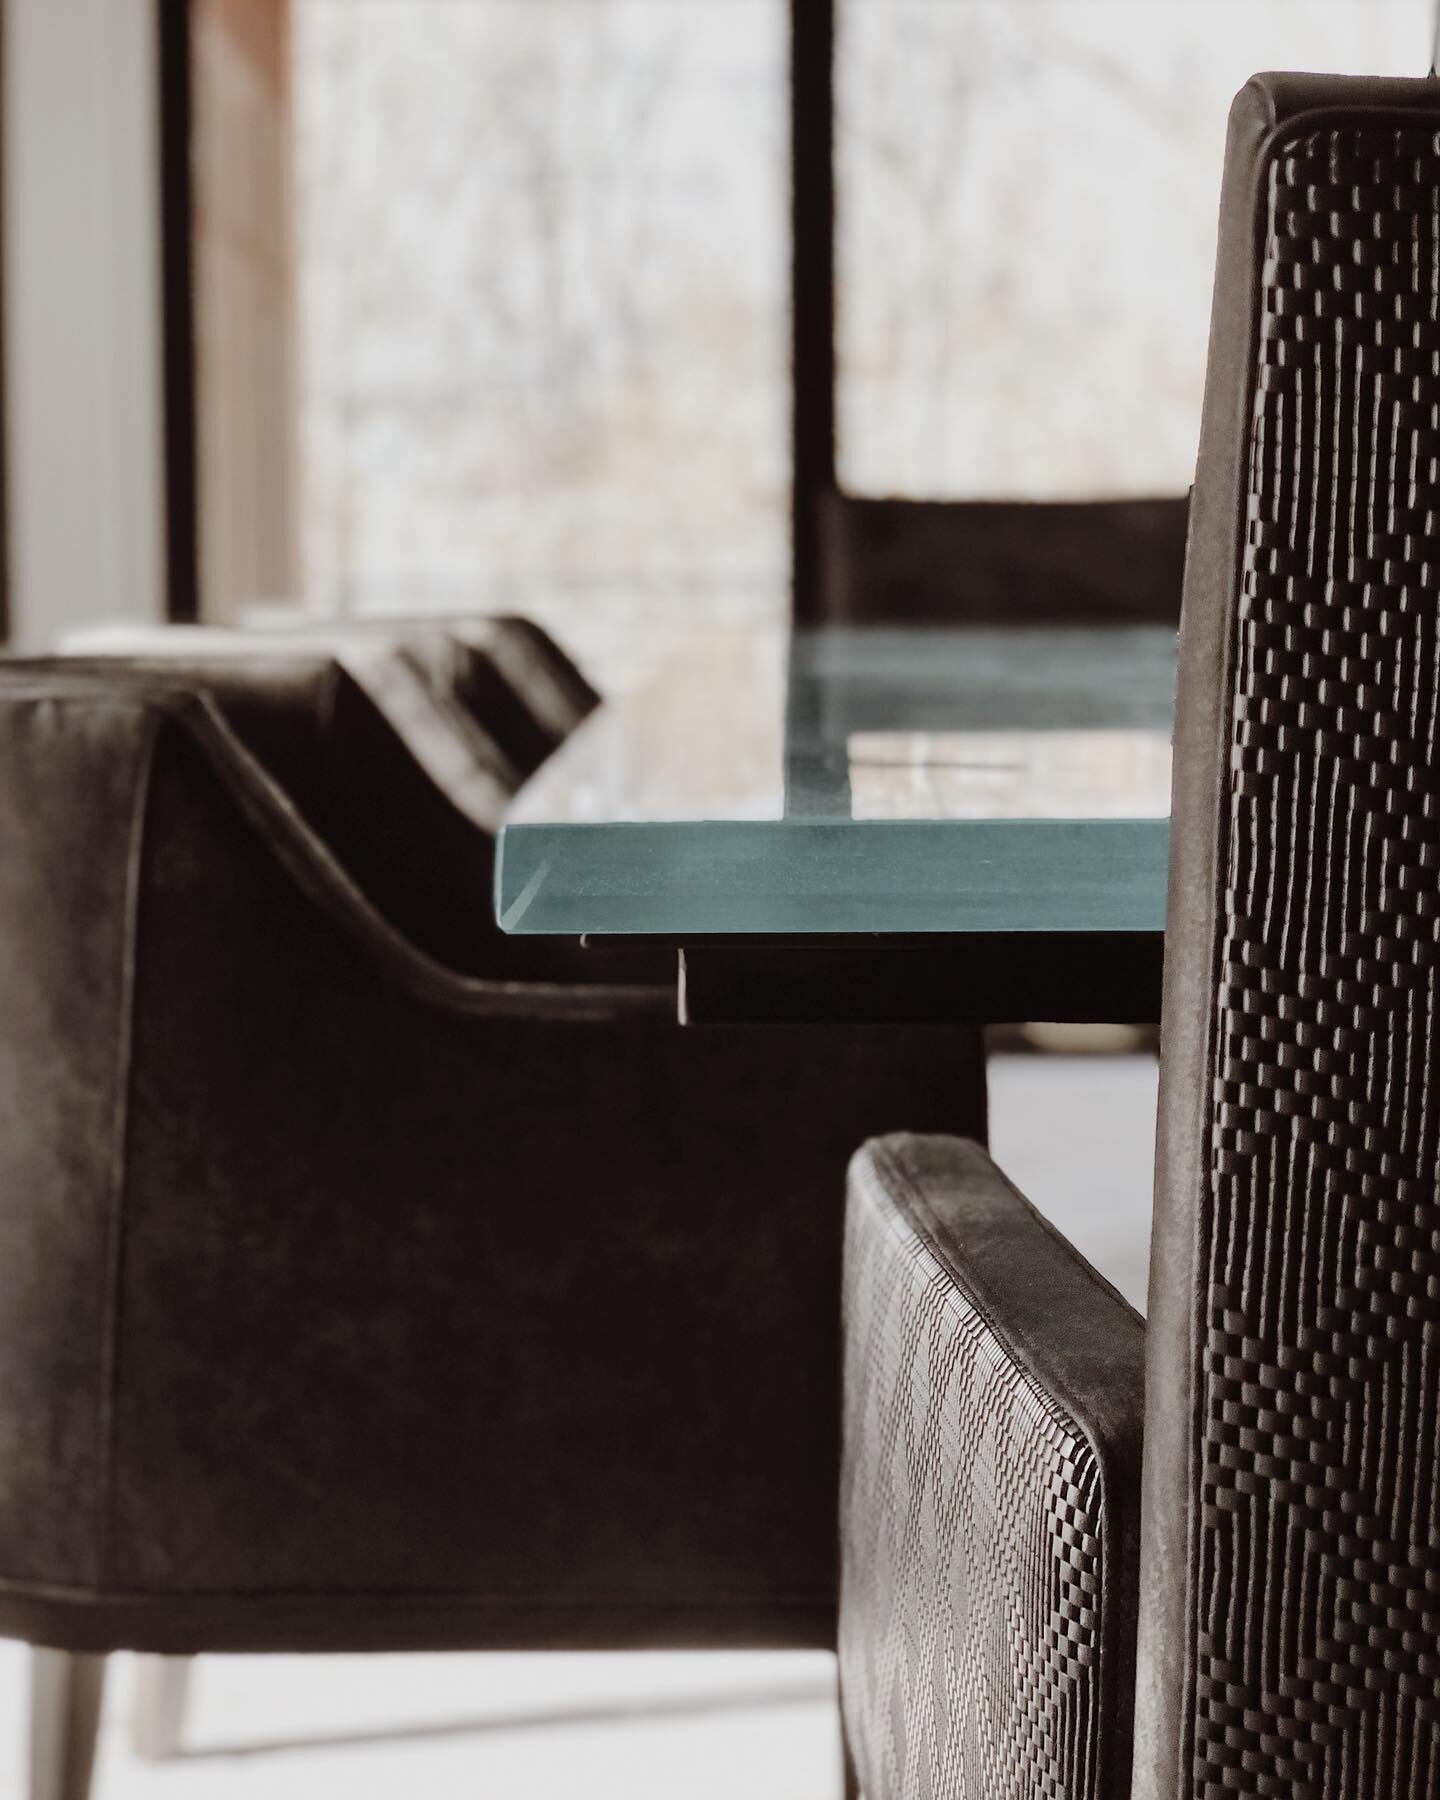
[
  {"left": 48, "top": 613, "right": 597, "bottom": 783},
  {"left": 840, "top": 1134, "right": 1144, "bottom": 1800}
]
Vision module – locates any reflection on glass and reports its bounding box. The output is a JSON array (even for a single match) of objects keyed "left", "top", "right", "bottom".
[{"left": 846, "top": 730, "right": 1173, "bottom": 820}]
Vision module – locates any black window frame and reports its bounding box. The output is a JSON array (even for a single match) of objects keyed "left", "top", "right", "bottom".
[{"left": 158, "top": 0, "right": 837, "bottom": 627}]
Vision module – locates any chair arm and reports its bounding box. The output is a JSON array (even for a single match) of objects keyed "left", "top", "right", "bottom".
[
  {"left": 0, "top": 673, "right": 671, "bottom": 1016},
  {"left": 49, "top": 613, "right": 597, "bottom": 781},
  {"left": 840, "top": 1134, "right": 1144, "bottom": 1800}
]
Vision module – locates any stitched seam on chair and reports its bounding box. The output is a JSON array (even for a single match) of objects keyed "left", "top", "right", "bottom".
[{"left": 97, "top": 714, "right": 161, "bottom": 1591}]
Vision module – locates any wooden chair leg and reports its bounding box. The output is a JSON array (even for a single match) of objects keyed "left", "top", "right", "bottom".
[
  {"left": 29, "top": 1649, "right": 105, "bottom": 1800},
  {"left": 131, "top": 1654, "right": 192, "bottom": 1760}
]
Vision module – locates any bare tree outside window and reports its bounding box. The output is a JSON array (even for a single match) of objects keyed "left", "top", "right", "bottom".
[
  {"left": 292, "top": 1, "right": 1432, "bottom": 673},
  {"left": 838, "top": 0, "right": 1432, "bottom": 499},
  {"left": 295, "top": 0, "right": 785, "bottom": 680}
]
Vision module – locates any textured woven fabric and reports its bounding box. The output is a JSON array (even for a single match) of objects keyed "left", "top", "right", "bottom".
[
  {"left": 1191, "top": 120, "right": 1440, "bottom": 1800},
  {"left": 839, "top": 1152, "right": 1111, "bottom": 1800}
]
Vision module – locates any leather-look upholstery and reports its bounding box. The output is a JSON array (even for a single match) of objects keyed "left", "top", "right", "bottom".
[
  {"left": 0, "top": 675, "right": 986, "bottom": 1653},
  {"left": 839, "top": 1137, "right": 1143, "bottom": 1800},
  {"left": 838, "top": 69, "right": 1440, "bottom": 1800}
]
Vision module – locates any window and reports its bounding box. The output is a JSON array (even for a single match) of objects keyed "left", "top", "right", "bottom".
[
  {"left": 292, "top": 0, "right": 786, "bottom": 677},
  {"left": 837, "top": 0, "right": 1433, "bottom": 499},
  {"left": 189, "top": 0, "right": 1435, "bottom": 657}
]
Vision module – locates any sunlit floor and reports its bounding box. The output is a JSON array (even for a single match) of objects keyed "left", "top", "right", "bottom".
[{"left": 0, "top": 1054, "right": 1156, "bottom": 1799}]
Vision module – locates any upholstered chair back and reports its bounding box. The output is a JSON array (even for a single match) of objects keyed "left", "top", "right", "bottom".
[
  {"left": 1, "top": 652, "right": 598, "bottom": 980},
  {"left": 1138, "top": 73, "right": 1440, "bottom": 1800}
]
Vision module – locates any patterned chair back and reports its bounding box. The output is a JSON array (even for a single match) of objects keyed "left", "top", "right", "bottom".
[{"left": 1138, "top": 73, "right": 1440, "bottom": 1800}]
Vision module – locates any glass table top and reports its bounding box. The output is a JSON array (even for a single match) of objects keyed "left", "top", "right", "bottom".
[{"left": 496, "top": 625, "right": 1177, "bottom": 938}]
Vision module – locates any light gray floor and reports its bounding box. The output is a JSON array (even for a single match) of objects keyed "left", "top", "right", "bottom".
[{"left": 0, "top": 1054, "right": 1156, "bottom": 1799}]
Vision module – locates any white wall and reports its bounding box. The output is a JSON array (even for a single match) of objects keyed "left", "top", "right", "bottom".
[{"left": 4, "top": 0, "right": 168, "bottom": 648}]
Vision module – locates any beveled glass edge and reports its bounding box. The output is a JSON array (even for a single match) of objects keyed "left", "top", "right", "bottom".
[{"left": 495, "top": 816, "right": 1170, "bottom": 938}]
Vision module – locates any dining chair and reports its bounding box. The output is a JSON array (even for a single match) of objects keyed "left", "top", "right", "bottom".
[
  {"left": 838, "top": 69, "right": 1440, "bottom": 1800},
  {"left": 52, "top": 613, "right": 600, "bottom": 791},
  {"left": 7, "top": 647, "right": 606, "bottom": 985},
  {"left": 3, "top": 640, "right": 621, "bottom": 1781},
  {"left": 0, "top": 660, "right": 986, "bottom": 1800}
]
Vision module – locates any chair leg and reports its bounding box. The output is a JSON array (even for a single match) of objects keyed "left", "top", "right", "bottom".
[
  {"left": 29, "top": 1649, "right": 106, "bottom": 1800},
  {"left": 131, "top": 1655, "right": 192, "bottom": 1760}
]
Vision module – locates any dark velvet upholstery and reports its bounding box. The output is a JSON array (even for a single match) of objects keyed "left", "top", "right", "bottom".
[
  {"left": 5, "top": 650, "right": 629, "bottom": 986},
  {"left": 0, "top": 677, "right": 986, "bottom": 1655},
  {"left": 837, "top": 70, "right": 1440, "bottom": 1800}
]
